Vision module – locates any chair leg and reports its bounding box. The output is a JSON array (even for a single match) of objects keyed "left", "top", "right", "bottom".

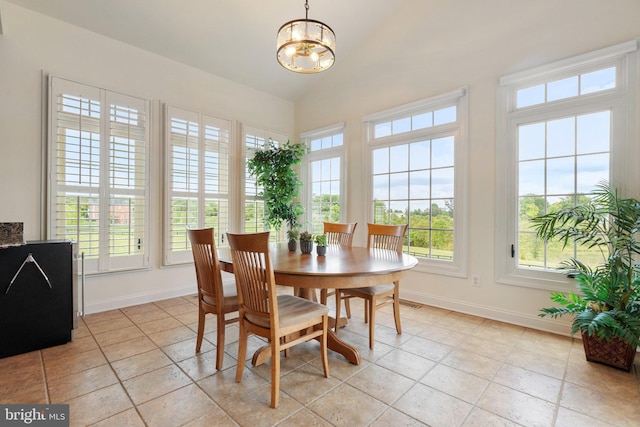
[
  {"left": 364, "top": 299, "right": 369, "bottom": 324},
  {"left": 393, "top": 281, "right": 402, "bottom": 335},
  {"left": 215, "top": 312, "right": 225, "bottom": 370},
  {"left": 320, "top": 288, "right": 328, "bottom": 305},
  {"left": 334, "top": 291, "right": 341, "bottom": 334},
  {"left": 271, "top": 336, "right": 281, "bottom": 408},
  {"left": 196, "top": 304, "right": 205, "bottom": 352},
  {"left": 235, "top": 321, "right": 248, "bottom": 383},
  {"left": 344, "top": 297, "right": 351, "bottom": 319},
  {"left": 368, "top": 297, "right": 375, "bottom": 349},
  {"left": 320, "top": 315, "right": 329, "bottom": 378}
]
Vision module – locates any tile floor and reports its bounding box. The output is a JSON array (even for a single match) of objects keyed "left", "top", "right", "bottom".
[{"left": 1, "top": 291, "right": 639, "bottom": 426}]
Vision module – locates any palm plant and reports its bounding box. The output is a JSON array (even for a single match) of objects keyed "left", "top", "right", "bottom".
[{"left": 531, "top": 182, "right": 640, "bottom": 350}]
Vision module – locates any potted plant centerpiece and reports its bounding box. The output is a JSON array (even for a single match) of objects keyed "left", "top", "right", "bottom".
[
  {"left": 247, "top": 139, "right": 307, "bottom": 238},
  {"left": 299, "top": 231, "right": 313, "bottom": 254},
  {"left": 530, "top": 182, "right": 640, "bottom": 371},
  {"left": 286, "top": 229, "right": 299, "bottom": 252},
  {"left": 315, "top": 233, "right": 327, "bottom": 256}
]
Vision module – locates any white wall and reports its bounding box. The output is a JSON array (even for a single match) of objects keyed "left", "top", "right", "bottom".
[
  {"left": 295, "top": 0, "right": 640, "bottom": 336},
  {"left": 0, "top": 3, "right": 294, "bottom": 313}
]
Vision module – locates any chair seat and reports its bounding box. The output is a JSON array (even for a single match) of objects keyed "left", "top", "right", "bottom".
[
  {"left": 342, "top": 283, "right": 394, "bottom": 297},
  {"left": 202, "top": 277, "right": 238, "bottom": 307},
  {"left": 247, "top": 294, "right": 329, "bottom": 329}
]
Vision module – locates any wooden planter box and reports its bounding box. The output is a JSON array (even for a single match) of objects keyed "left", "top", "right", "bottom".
[{"left": 581, "top": 330, "right": 637, "bottom": 372}]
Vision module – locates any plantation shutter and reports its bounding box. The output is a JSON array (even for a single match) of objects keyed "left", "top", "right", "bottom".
[
  {"left": 164, "top": 105, "right": 231, "bottom": 265},
  {"left": 48, "top": 77, "right": 150, "bottom": 273}
]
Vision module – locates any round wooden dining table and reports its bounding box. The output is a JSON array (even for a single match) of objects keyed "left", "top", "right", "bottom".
[{"left": 217, "top": 243, "right": 418, "bottom": 365}]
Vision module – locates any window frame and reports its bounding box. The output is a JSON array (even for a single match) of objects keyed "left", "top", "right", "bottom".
[
  {"left": 47, "top": 76, "right": 151, "bottom": 274},
  {"left": 301, "top": 123, "right": 347, "bottom": 234},
  {"left": 363, "top": 88, "right": 469, "bottom": 277},
  {"left": 496, "top": 40, "right": 639, "bottom": 290},
  {"left": 239, "top": 123, "right": 289, "bottom": 240},
  {"left": 163, "top": 105, "right": 233, "bottom": 265}
]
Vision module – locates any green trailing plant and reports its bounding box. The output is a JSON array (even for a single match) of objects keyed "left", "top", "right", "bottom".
[
  {"left": 247, "top": 139, "right": 307, "bottom": 231},
  {"left": 531, "top": 182, "right": 640, "bottom": 349},
  {"left": 286, "top": 229, "right": 299, "bottom": 242},
  {"left": 314, "top": 233, "right": 327, "bottom": 246},
  {"left": 299, "top": 231, "right": 313, "bottom": 242}
]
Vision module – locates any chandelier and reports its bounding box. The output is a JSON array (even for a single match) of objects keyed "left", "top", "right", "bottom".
[{"left": 276, "top": 0, "right": 336, "bottom": 73}]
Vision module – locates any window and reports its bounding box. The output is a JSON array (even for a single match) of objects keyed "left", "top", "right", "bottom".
[
  {"left": 301, "top": 123, "right": 346, "bottom": 235},
  {"left": 48, "top": 77, "right": 150, "bottom": 274},
  {"left": 363, "top": 89, "right": 468, "bottom": 276},
  {"left": 241, "top": 124, "right": 289, "bottom": 239},
  {"left": 164, "top": 106, "right": 231, "bottom": 265},
  {"left": 496, "top": 40, "right": 638, "bottom": 289}
]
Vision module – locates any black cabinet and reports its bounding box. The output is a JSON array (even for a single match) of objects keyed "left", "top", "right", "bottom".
[{"left": 0, "top": 241, "right": 78, "bottom": 358}]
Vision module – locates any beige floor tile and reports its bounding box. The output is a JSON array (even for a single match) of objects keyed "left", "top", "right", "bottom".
[
  {"left": 47, "top": 363, "right": 118, "bottom": 402},
  {"left": 505, "top": 347, "right": 568, "bottom": 379},
  {"left": 554, "top": 407, "right": 615, "bottom": 427},
  {"left": 461, "top": 407, "right": 521, "bottom": 426},
  {"left": 476, "top": 382, "right": 556, "bottom": 427},
  {"left": 279, "top": 363, "right": 340, "bottom": 405},
  {"left": 394, "top": 382, "right": 473, "bottom": 426},
  {"left": 161, "top": 337, "right": 215, "bottom": 363},
  {"left": 198, "top": 365, "right": 269, "bottom": 405},
  {"left": 91, "top": 408, "right": 146, "bottom": 427},
  {"left": 147, "top": 325, "right": 197, "bottom": 347},
  {"left": 86, "top": 316, "right": 135, "bottom": 335},
  {"left": 101, "top": 336, "right": 157, "bottom": 362},
  {"left": 347, "top": 364, "right": 415, "bottom": 405},
  {"left": 137, "top": 384, "right": 226, "bottom": 427},
  {"left": 178, "top": 349, "right": 230, "bottom": 381},
  {"left": 277, "top": 408, "right": 334, "bottom": 426},
  {"left": 44, "top": 348, "right": 108, "bottom": 379},
  {"left": 420, "top": 363, "right": 489, "bottom": 404},
  {"left": 93, "top": 325, "right": 145, "bottom": 348},
  {"left": 440, "top": 349, "right": 502, "bottom": 380},
  {"left": 0, "top": 382, "right": 48, "bottom": 404},
  {"left": 183, "top": 409, "right": 239, "bottom": 427},
  {"left": 564, "top": 358, "right": 640, "bottom": 402},
  {"left": 399, "top": 335, "right": 453, "bottom": 362},
  {"left": 515, "top": 329, "right": 573, "bottom": 360},
  {"left": 375, "top": 348, "right": 436, "bottom": 380},
  {"left": 136, "top": 316, "right": 184, "bottom": 335},
  {"left": 120, "top": 302, "right": 159, "bottom": 316},
  {"left": 67, "top": 383, "right": 133, "bottom": 426},
  {"left": 493, "top": 363, "right": 562, "bottom": 403},
  {"left": 125, "top": 307, "right": 171, "bottom": 325},
  {"left": 42, "top": 335, "right": 100, "bottom": 358},
  {"left": 0, "top": 349, "right": 42, "bottom": 371},
  {"left": 560, "top": 381, "right": 640, "bottom": 426},
  {"left": 111, "top": 348, "right": 173, "bottom": 381},
  {"left": 154, "top": 297, "right": 189, "bottom": 309},
  {"left": 307, "top": 383, "right": 388, "bottom": 426},
  {"left": 122, "top": 364, "right": 192, "bottom": 405},
  {"left": 173, "top": 310, "right": 200, "bottom": 325},
  {"left": 82, "top": 309, "right": 127, "bottom": 325},
  {"left": 161, "top": 301, "right": 197, "bottom": 317},
  {"left": 417, "top": 324, "right": 468, "bottom": 347},
  {"left": 211, "top": 382, "right": 302, "bottom": 426},
  {"left": 370, "top": 408, "right": 428, "bottom": 426}
]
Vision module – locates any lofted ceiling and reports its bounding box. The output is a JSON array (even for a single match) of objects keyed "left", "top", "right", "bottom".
[{"left": 4, "top": 0, "right": 410, "bottom": 101}]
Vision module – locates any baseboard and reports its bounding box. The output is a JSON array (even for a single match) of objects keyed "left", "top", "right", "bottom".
[
  {"left": 401, "top": 289, "right": 574, "bottom": 338},
  {"left": 83, "top": 286, "right": 195, "bottom": 315}
]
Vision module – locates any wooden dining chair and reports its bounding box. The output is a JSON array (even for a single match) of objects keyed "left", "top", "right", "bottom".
[
  {"left": 227, "top": 231, "right": 329, "bottom": 408},
  {"left": 188, "top": 228, "right": 239, "bottom": 370},
  {"left": 319, "top": 222, "right": 357, "bottom": 314},
  {"left": 336, "top": 223, "right": 408, "bottom": 349}
]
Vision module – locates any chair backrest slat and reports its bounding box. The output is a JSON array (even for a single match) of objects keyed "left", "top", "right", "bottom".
[
  {"left": 188, "top": 228, "right": 224, "bottom": 302},
  {"left": 227, "top": 232, "right": 277, "bottom": 324},
  {"left": 323, "top": 222, "right": 357, "bottom": 247},
  {"left": 366, "top": 223, "right": 408, "bottom": 253}
]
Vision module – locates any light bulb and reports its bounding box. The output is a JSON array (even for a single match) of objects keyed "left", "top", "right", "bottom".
[
  {"left": 285, "top": 46, "right": 296, "bottom": 57},
  {"left": 310, "top": 51, "right": 319, "bottom": 62}
]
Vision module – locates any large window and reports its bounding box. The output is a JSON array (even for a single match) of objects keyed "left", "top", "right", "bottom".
[
  {"left": 496, "top": 41, "right": 638, "bottom": 289},
  {"left": 363, "top": 89, "right": 468, "bottom": 276},
  {"left": 164, "top": 106, "right": 231, "bottom": 265},
  {"left": 301, "top": 123, "right": 345, "bottom": 235},
  {"left": 241, "top": 124, "right": 289, "bottom": 239},
  {"left": 48, "top": 77, "right": 150, "bottom": 274}
]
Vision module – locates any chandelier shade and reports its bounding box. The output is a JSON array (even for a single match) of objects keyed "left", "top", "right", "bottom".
[{"left": 276, "top": 1, "right": 335, "bottom": 73}]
